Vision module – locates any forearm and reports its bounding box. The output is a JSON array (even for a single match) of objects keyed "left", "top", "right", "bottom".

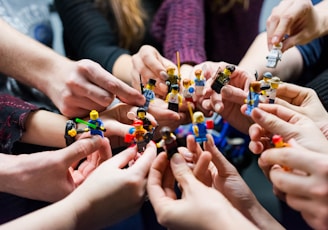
[
  {"left": 0, "top": 19, "right": 71, "bottom": 93},
  {"left": 239, "top": 32, "right": 303, "bottom": 82}
]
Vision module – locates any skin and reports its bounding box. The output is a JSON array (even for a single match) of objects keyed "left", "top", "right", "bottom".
[
  {"left": 0, "top": 18, "right": 145, "bottom": 118},
  {"left": 0, "top": 142, "right": 157, "bottom": 230},
  {"left": 267, "top": 0, "right": 328, "bottom": 51},
  {"left": 0, "top": 136, "right": 111, "bottom": 202}
]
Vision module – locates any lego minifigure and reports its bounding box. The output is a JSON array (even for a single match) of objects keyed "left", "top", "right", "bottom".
[
  {"left": 194, "top": 69, "right": 205, "bottom": 96},
  {"left": 125, "top": 119, "right": 149, "bottom": 153},
  {"left": 72, "top": 110, "right": 106, "bottom": 138},
  {"left": 165, "top": 66, "right": 180, "bottom": 94},
  {"left": 182, "top": 78, "right": 195, "bottom": 104},
  {"left": 272, "top": 134, "right": 290, "bottom": 171},
  {"left": 211, "top": 65, "right": 236, "bottom": 94},
  {"left": 245, "top": 81, "right": 262, "bottom": 116},
  {"left": 260, "top": 72, "right": 273, "bottom": 99},
  {"left": 268, "top": 76, "right": 281, "bottom": 104},
  {"left": 266, "top": 42, "right": 282, "bottom": 68},
  {"left": 156, "top": 126, "right": 178, "bottom": 159},
  {"left": 192, "top": 111, "right": 214, "bottom": 143},
  {"left": 165, "top": 84, "right": 183, "bottom": 112},
  {"left": 143, "top": 78, "right": 156, "bottom": 111}
]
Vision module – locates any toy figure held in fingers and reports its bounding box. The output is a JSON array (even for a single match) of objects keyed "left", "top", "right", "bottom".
[
  {"left": 165, "top": 84, "right": 183, "bottom": 112},
  {"left": 211, "top": 65, "right": 236, "bottom": 93},
  {"left": 74, "top": 110, "right": 106, "bottom": 137},
  {"left": 165, "top": 66, "right": 180, "bottom": 94},
  {"left": 156, "top": 126, "right": 178, "bottom": 159},
  {"left": 191, "top": 111, "right": 214, "bottom": 143},
  {"left": 266, "top": 42, "right": 282, "bottom": 68},
  {"left": 259, "top": 72, "right": 272, "bottom": 102},
  {"left": 124, "top": 119, "right": 150, "bottom": 153},
  {"left": 194, "top": 69, "right": 205, "bottom": 96},
  {"left": 245, "top": 81, "right": 262, "bottom": 116},
  {"left": 182, "top": 78, "right": 195, "bottom": 104},
  {"left": 65, "top": 120, "right": 88, "bottom": 146},
  {"left": 272, "top": 134, "right": 291, "bottom": 171},
  {"left": 142, "top": 78, "right": 156, "bottom": 111},
  {"left": 268, "top": 76, "right": 281, "bottom": 104}
]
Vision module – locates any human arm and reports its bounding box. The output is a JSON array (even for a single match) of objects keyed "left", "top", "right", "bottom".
[
  {"left": 147, "top": 151, "right": 259, "bottom": 230},
  {"left": 258, "top": 139, "right": 328, "bottom": 230},
  {"left": 0, "top": 136, "right": 110, "bottom": 203},
  {"left": 0, "top": 141, "right": 156, "bottom": 230},
  {"left": 0, "top": 18, "right": 145, "bottom": 117},
  {"left": 266, "top": 0, "right": 328, "bottom": 51}
]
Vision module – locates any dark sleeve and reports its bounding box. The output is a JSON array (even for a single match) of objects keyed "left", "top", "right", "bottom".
[
  {"left": 54, "top": 0, "right": 130, "bottom": 73},
  {"left": 296, "top": 36, "right": 328, "bottom": 83},
  {"left": 0, "top": 94, "right": 39, "bottom": 153},
  {"left": 151, "top": 0, "right": 206, "bottom": 65}
]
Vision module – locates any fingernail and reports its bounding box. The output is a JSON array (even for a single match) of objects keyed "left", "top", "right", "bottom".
[
  {"left": 272, "top": 36, "right": 279, "bottom": 45},
  {"left": 214, "top": 104, "right": 221, "bottom": 112}
]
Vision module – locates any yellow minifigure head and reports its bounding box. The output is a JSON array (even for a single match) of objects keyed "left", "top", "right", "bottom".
[
  {"left": 146, "top": 78, "right": 156, "bottom": 90},
  {"left": 171, "top": 84, "right": 179, "bottom": 94},
  {"left": 194, "top": 69, "right": 202, "bottom": 80},
  {"left": 193, "top": 111, "right": 204, "bottom": 123},
  {"left": 223, "top": 65, "right": 236, "bottom": 76},
  {"left": 270, "top": 76, "right": 281, "bottom": 89},
  {"left": 137, "top": 107, "right": 146, "bottom": 119},
  {"left": 182, "top": 78, "right": 192, "bottom": 88},
  {"left": 90, "top": 110, "right": 99, "bottom": 120},
  {"left": 263, "top": 72, "right": 272, "bottom": 82},
  {"left": 166, "top": 66, "right": 176, "bottom": 76},
  {"left": 133, "top": 119, "right": 143, "bottom": 131}
]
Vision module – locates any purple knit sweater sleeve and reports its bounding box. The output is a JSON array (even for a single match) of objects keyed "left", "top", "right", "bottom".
[
  {"left": 0, "top": 94, "right": 39, "bottom": 153},
  {"left": 151, "top": 0, "right": 206, "bottom": 65}
]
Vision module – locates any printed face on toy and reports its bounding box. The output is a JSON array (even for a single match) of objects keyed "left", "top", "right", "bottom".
[
  {"left": 138, "top": 111, "right": 146, "bottom": 119},
  {"left": 195, "top": 115, "right": 204, "bottom": 123}
]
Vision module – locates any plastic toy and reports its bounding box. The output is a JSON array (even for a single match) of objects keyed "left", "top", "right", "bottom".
[
  {"left": 142, "top": 78, "right": 156, "bottom": 111},
  {"left": 194, "top": 69, "right": 205, "bottom": 96},
  {"left": 259, "top": 72, "right": 272, "bottom": 102},
  {"left": 272, "top": 134, "right": 291, "bottom": 171},
  {"left": 165, "top": 84, "right": 183, "bottom": 112},
  {"left": 266, "top": 42, "right": 282, "bottom": 68},
  {"left": 211, "top": 65, "right": 236, "bottom": 94},
  {"left": 165, "top": 66, "right": 180, "bottom": 94},
  {"left": 189, "top": 104, "right": 214, "bottom": 143},
  {"left": 182, "top": 78, "right": 195, "bottom": 104},
  {"left": 124, "top": 119, "right": 150, "bottom": 153},
  {"left": 268, "top": 76, "right": 281, "bottom": 104},
  {"left": 156, "top": 126, "right": 178, "bottom": 159},
  {"left": 245, "top": 81, "right": 262, "bottom": 116}
]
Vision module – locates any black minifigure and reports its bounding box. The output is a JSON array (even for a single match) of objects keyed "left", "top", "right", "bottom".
[{"left": 211, "top": 65, "right": 236, "bottom": 94}]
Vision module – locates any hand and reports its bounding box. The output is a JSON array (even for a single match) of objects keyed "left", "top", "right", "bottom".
[
  {"left": 69, "top": 141, "right": 157, "bottom": 229},
  {"left": 266, "top": 0, "right": 319, "bottom": 51},
  {"left": 273, "top": 82, "right": 328, "bottom": 137},
  {"left": 0, "top": 136, "right": 111, "bottom": 202},
  {"left": 198, "top": 61, "right": 255, "bottom": 133},
  {"left": 131, "top": 45, "right": 177, "bottom": 98},
  {"left": 147, "top": 151, "right": 258, "bottom": 230},
  {"left": 259, "top": 139, "right": 328, "bottom": 230},
  {"left": 246, "top": 104, "right": 328, "bottom": 154},
  {"left": 48, "top": 59, "right": 145, "bottom": 117}
]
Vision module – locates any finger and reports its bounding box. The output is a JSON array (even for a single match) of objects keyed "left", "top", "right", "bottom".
[
  {"left": 61, "top": 136, "right": 104, "bottom": 167},
  {"left": 186, "top": 134, "right": 203, "bottom": 162},
  {"left": 106, "top": 146, "right": 138, "bottom": 168},
  {"left": 221, "top": 85, "right": 248, "bottom": 105},
  {"left": 192, "top": 150, "right": 212, "bottom": 186}
]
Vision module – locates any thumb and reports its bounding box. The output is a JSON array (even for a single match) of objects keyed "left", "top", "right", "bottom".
[
  {"left": 170, "top": 153, "right": 196, "bottom": 191},
  {"left": 61, "top": 136, "right": 104, "bottom": 166}
]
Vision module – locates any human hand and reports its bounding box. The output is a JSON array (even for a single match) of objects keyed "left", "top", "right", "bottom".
[
  {"left": 131, "top": 45, "right": 177, "bottom": 98},
  {"left": 246, "top": 104, "right": 328, "bottom": 155},
  {"left": 0, "top": 136, "right": 111, "bottom": 202},
  {"left": 266, "top": 0, "right": 320, "bottom": 51},
  {"left": 147, "top": 151, "right": 258, "bottom": 230},
  {"left": 197, "top": 61, "right": 255, "bottom": 133},
  {"left": 68, "top": 141, "right": 157, "bottom": 229},
  {"left": 48, "top": 59, "right": 145, "bottom": 117},
  {"left": 273, "top": 82, "right": 328, "bottom": 137},
  {"left": 259, "top": 139, "right": 328, "bottom": 230}
]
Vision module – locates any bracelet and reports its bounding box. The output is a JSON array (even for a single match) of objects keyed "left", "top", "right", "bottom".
[{"left": 64, "top": 120, "right": 77, "bottom": 146}]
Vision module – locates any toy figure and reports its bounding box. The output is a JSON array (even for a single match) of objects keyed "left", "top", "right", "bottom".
[
  {"left": 165, "top": 66, "right": 180, "bottom": 94},
  {"left": 211, "top": 65, "right": 236, "bottom": 94},
  {"left": 143, "top": 78, "right": 156, "bottom": 111},
  {"left": 165, "top": 84, "right": 183, "bottom": 112},
  {"left": 65, "top": 120, "right": 87, "bottom": 146},
  {"left": 268, "top": 76, "right": 281, "bottom": 104},
  {"left": 245, "top": 81, "right": 262, "bottom": 116},
  {"left": 266, "top": 42, "right": 282, "bottom": 68},
  {"left": 259, "top": 72, "right": 273, "bottom": 102},
  {"left": 124, "top": 119, "right": 149, "bottom": 153},
  {"left": 194, "top": 69, "right": 205, "bottom": 96},
  {"left": 182, "top": 78, "right": 195, "bottom": 104},
  {"left": 156, "top": 126, "right": 178, "bottom": 160},
  {"left": 272, "top": 134, "right": 290, "bottom": 171},
  {"left": 192, "top": 111, "right": 214, "bottom": 143}
]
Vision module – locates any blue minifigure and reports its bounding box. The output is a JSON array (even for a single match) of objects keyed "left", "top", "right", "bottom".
[
  {"left": 143, "top": 78, "right": 156, "bottom": 111},
  {"left": 245, "top": 81, "right": 261, "bottom": 116},
  {"left": 87, "top": 110, "right": 105, "bottom": 137},
  {"left": 192, "top": 111, "right": 213, "bottom": 143}
]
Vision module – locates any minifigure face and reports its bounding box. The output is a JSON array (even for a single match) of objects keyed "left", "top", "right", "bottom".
[
  {"left": 135, "top": 124, "right": 143, "bottom": 131},
  {"left": 90, "top": 110, "right": 99, "bottom": 120},
  {"left": 271, "top": 82, "right": 279, "bottom": 89},
  {"left": 171, "top": 88, "right": 178, "bottom": 94},
  {"left": 223, "top": 68, "right": 231, "bottom": 76},
  {"left": 167, "top": 67, "right": 175, "bottom": 75},
  {"left": 146, "top": 84, "right": 155, "bottom": 90},
  {"left": 138, "top": 111, "right": 146, "bottom": 119},
  {"left": 193, "top": 111, "right": 204, "bottom": 123},
  {"left": 183, "top": 79, "right": 192, "bottom": 88}
]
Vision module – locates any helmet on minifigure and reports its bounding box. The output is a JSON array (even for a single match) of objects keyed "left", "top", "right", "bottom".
[
  {"left": 90, "top": 110, "right": 99, "bottom": 120},
  {"left": 193, "top": 111, "right": 205, "bottom": 123},
  {"left": 263, "top": 72, "right": 273, "bottom": 79}
]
